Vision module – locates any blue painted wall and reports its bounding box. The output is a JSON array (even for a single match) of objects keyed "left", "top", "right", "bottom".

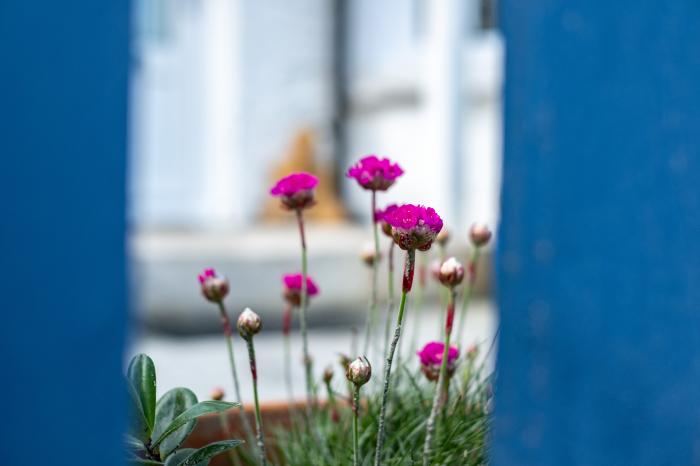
[
  {"left": 493, "top": 2, "right": 700, "bottom": 465},
  {"left": 0, "top": 2, "right": 130, "bottom": 465}
]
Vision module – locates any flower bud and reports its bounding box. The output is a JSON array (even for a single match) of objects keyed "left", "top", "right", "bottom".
[
  {"left": 338, "top": 353, "right": 351, "bottom": 372},
  {"left": 469, "top": 223, "right": 492, "bottom": 247},
  {"left": 436, "top": 228, "right": 450, "bottom": 247},
  {"left": 198, "top": 268, "right": 230, "bottom": 303},
  {"left": 237, "top": 307, "right": 262, "bottom": 338},
  {"left": 210, "top": 387, "right": 225, "bottom": 401},
  {"left": 323, "top": 365, "right": 334, "bottom": 384},
  {"left": 346, "top": 356, "right": 372, "bottom": 387},
  {"left": 438, "top": 257, "right": 465, "bottom": 288},
  {"left": 466, "top": 344, "right": 479, "bottom": 361},
  {"left": 360, "top": 242, "right": 381, "bottom": 267}
]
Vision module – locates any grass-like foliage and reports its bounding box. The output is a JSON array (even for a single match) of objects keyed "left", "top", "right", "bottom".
[{"left": 276, "top": 356, "right": 492, "bottom": 465}]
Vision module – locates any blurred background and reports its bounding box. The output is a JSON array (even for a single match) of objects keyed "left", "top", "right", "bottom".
[{"left": 126, "top": 0, "right": 501, "bottom": 400}]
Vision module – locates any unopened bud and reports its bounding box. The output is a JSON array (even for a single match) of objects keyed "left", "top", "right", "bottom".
[
  {"left": 469, "top": 224, "right": 492, "bottom": 247},
  {"left": 323, "top": 365, "right": 334, "bottom": 384},
  {"left": 466, "top": 344, "right": 479, "bottom": 361},
  {"left": 436, "top": 228, "right": 450, "bottom": 247},
  {"left": 210, "top": 387, "right": 225, "bottom": 401},
  {"left": 237, "top": 307, "right": 262, "bottom": 338},
  {"left": 360, "top": 242, "right": 381, "bottom": 267},
  {"left": 346, "top": 356, "right": 372, "bottom": 387},
  {"left": 338, "top": 353, "right": 351, "bottom": 371},
  {"left": 198, "top": 268, "right": 230, "bottom": 303},
  {"left": 438, "top": 257, "right": 465, "bottom": 288}
]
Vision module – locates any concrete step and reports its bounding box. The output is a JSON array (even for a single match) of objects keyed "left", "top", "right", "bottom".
[{"left": 130, "top": 223, "right": 491, "bottom": 334}]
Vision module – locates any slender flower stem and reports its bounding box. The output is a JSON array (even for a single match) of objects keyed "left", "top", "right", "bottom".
[
  {"left": 383, "top": 240, "right": 395, "bottom": 358},
  {"left": 423, "top": 288, "right": 457, "bottom": 466},
  {"left": 217, "top": 303, "right": 255, "bottom": 448},
  {"left": 244, "top": 337, "right": 267, "bottom": 466},
  {"left": 282, "top": 303, "right": 294, "bottom": 405},
  {"left": 353, "top": 384, "right": 361, "bottom": 466},
  {"left": 364, "top": 190, "right": 381, "bottom": 357},
  {"left": 456, "top": 247, "right": 481, "bottom": 345},
  {"left": 325, "top": 379, "right": 339, "bottom": 423},
  {"left": 295, "top": 209, "right": 314, "bottom": 417},
  {"left": 374, "top": 249, "right": 415, "bottom": 466}
]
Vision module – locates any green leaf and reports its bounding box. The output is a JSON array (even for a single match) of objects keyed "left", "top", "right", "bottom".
[
  {"left": 153, "top": 388, "right": 198, "bottom": 459},
  {"left": 178, "top": 440, "right": 243, "bottom": 466},
  {"left": 151, "top": 401, "right": 238, "bottom": 448},
  {"left": 124, "top": 433, "right": 147, "bottom": 452},
  {"left": 163, "top": 449, "right": 206, "bottom": 466},
  {"left": 128, "top": 354, "right": 157, "bottom": 433},
  {"left": 126, "top": 377, "right": 151, "bottom": 442}
]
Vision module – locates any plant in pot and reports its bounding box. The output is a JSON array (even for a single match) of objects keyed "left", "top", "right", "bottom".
[
  {"left": 125, "top": 353, "right": 243, "bottom": 465},
  {"left": 129, "top": 155, "right": 495, "bottom": 465}
]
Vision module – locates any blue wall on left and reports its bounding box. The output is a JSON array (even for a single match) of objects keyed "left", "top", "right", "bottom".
[{"left": 0, "top": 2, "right": 129, "bottom": 465}]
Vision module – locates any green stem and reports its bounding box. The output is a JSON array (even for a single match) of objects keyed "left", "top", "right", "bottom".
[
  {"left": 374, "top": 249, "right": 415, "bottom": 466},
  {"left": 383, "top": 240, "right": 395, "bottom": 359},
  {"left": 245, "top": 337, "right": 267, "bottom": 466},
  {"left": 364, "top": 190, "right": 381, "bottom": 357},
  {"left": 456, "top": 248, "right": 481, "bottom": 345},
  {"left": 423, "top": 289, "right": 456, "bottom": 466},
  {"left": 217, "top": 303, "right": 256, "bottom": 450},
  {"left": 353, "top": 384, "right": 361, "bottom": 466},
  {"left": 296, "top": 209, "right": 314, "bottom": 418},
  {"left": 283, "top": 330, "right": 294, "bottom": 404}
]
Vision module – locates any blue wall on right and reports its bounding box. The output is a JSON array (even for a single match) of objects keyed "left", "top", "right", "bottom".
[{"left": 494, "top": 2, "right": 700, "bottom": 465}]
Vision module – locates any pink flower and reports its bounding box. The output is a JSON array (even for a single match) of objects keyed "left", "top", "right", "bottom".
[
  {"left": 198, "top": 268, "right": 230, "bottom": 303},
  {"left": 270, "top": 172, "right": 319, "bottom": 210},
  {"left": 417, "top": 341, "right": 459, "bottom": 381},
  {"left": 283, "top": 273, "right": 319, "bottom": 306},
  {"left": 385, "top": 204, "right": 443, "bottom": 251},
  {"left": 346, "top": 155, "right": 404, "bottom": 191},
  {"left": 375, "top": 203, "right": 399, "bottom": 237}
]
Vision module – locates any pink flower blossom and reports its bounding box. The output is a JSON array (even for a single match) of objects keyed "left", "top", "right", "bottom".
[
  {"left": 417, "top": 341, "right": 459, "bottom": 381},
  {"left": 375, "top": 203, "right": 400, "bottom": 237},
  {"left": 346, "top": 155, "right": 404, "bottom": 191},
  {"left": 283, "top": 273, "right": 319, "bottom": 306},
  {"left": 198, "top": 267, "right": 230, "bottom": 303},
  {"left": 269, "top": 172, "right": 319, "bottom": 210},
  {"left": 385, "top": 204, "right": 443, "bottom": 251}
]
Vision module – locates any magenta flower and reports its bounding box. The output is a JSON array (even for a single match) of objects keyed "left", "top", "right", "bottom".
[
  {"left": 375, "top": 203, "right": 399, "bottom": 237},
  {"left": 198, "top": 267, "right": 230, "bottom": 303},
  {"left": 346, "top": 155, "right": 404, "bottom": 191},
  {"left": 270, "top": 172, "right": 319, "bottom": 210},
  {"left": 385, "top": 204, "right": 443, "bottom": 251},
  {"left": 417, "top": 341, "right": 459, "bottom": 381},
  {"left": 283, "top": 273, "right": 319, "bottom": 306}
]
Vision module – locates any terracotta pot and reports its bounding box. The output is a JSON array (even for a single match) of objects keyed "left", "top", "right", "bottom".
[{"left": 183, "top": 400, "right": 306, "bottom": 466}]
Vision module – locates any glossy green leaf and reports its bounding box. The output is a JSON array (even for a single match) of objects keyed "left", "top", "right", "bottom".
[
  {"left": 178, "top": 440, "right": 243, "bottom": 466},
  {"left": 126, "top": 376, "right": 151, "bottom": 442},
  {"left": 128, "top": 354, "right": 157, "bottom": 433},
  {"left": 153, "top": 388, "right": 198, "bottom": 459},
  {"left": 151, "top": 401, "right": 238, "bottom": 448},
  {"left": 163, "top": 449, "right": 206, "bottom": 466},
  {"left": 124, "top": 433, "right": 147, "bottom": 452}
]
